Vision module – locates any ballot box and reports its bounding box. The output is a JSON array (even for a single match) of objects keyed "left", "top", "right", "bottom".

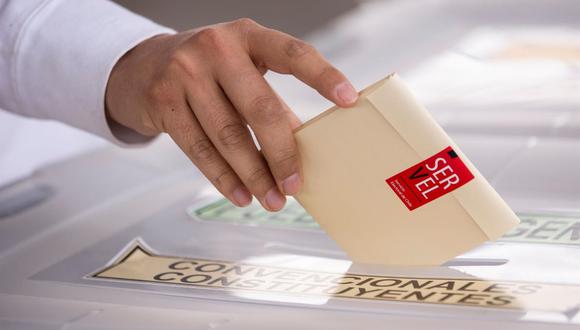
[
  {"left": 1, "top": 0, "right": 580, "bottom": 329},
  {"left": 0, "top": 132, "right": 579, "bottom": 329}
]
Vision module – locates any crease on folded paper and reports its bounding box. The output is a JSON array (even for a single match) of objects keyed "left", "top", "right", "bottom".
[{"left": 366, "top": 74, "right": 518, "bottom": 240}]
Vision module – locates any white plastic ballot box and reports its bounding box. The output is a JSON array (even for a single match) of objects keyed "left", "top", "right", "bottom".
[
  {"left": 1, "top": 0, "right": 580, "bottom": 329},
  {"left": 1, "top": 134, "right": 580, "bottom": 329}
]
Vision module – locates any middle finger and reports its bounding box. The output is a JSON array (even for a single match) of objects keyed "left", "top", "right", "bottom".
[{"left": 186, "top": 79, "right": 286, "bottom": 211}]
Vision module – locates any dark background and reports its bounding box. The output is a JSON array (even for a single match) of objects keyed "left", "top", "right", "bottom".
[{"left": 113, "top": 0, "right": 359, "bottom": 37}]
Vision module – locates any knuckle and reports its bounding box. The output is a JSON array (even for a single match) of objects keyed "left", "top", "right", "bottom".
[
  {"left": 284, "top": 38, "right": 313, "bottom": 59},
  {"left": 168, "top": 47, "right": 190, "bottom": 68},
  {"left": 246, "top": 166, "right": 271, "bottom": 188},
  {"left": 216, "top": 122, "right": 248, "bottom": 149},
  {"left": 167, "top": 49, "right": 195, "bottom": 75},
  {"left": 319, "top": 65, "right": 342, "bottom": 83},
  {"left": 233, "top": 18, "right": 258, "bottom": 29},
  {"left": 192, "top": 27, "right": 225, "bottom": 52},
  {"left": 271, "top": 147, "right": 299, "bottom": 173},
  {"left": 249, "top": 96, "right": 283, "bottom": 126},
  {"left": 145, "top": 81, "right": 170, "bottom": 106},
  {"left": 211, "top": 169, "right": 234, "bottom": 191},
  {"left": 188, "top": 138, "right": 217, "bottom": 163},
  {"left": 168, "top": 47, "right": 206, "bottom": 82}
]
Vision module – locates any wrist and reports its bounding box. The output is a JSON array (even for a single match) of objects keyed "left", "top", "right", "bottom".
[{"left": 105, "top": 34, "right": 171, "bottom": 137}]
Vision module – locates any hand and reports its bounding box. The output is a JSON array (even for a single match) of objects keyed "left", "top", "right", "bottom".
[{"left": 105, "top": 19, "right": 358, "bottom": 211}]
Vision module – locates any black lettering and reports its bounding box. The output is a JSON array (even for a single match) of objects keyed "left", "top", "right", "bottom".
[
  {"left": 437, "top": 292, "right": 464, "bottom": 302},
  {"left": 482, "top": 283, "right": 514, "bottom": 294},
  {"left": 402, "top": 291, "right": 437, "bottom": 301},
  {"left": 370, "top": 278, "right": 402, "bottom": 287},
  {"left": 169, "top": 261, "right": 196, "bottom": 270},
  {"left": 427, "top": 281, "right": 455, "bottom": 290},
  {"left": 457, "top": 282, "right": 478, "bottom": 292},
  {"left": 195, "top": 263, "right": 227, "bottom": 273},
  {"left": 355, "top": 277, "right": 375, "bottom": 286},
  {"left": 400, "top": 280, "right": 433, "bottom": 289},
  {"left": 180, "top": 274, "right": 212, "bottom": 284},
  {"left": 325, "top": 286, "right": 354, "bottom": 295},
  {"left": 153, "top": 271, "right": 183, "bottom": 281},
  {"left": 355, "top": 287, "right": 382, "bottom": 297},
  {"left": 207, "top": 276, "right": 241, "bottom": 287},
  {"left": 377, "top": 289, "right": 406, "bottom": 299},
  {"left": 332, "top": 276, "right": 361, "bottom": 285},
  {"left": 487, "top": 295, "right": 515, "bottom": 306},
  {"left": 457, "top": 293, "right": 488, "bottom": 305}
]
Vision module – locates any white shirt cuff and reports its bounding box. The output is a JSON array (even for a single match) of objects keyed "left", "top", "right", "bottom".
[{"left": 13, "top": 0, "right": 175, "bottom": 146}]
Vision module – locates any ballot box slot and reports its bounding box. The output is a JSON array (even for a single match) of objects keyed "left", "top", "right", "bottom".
[
  {"left": 264, "top": 242, "right": 508, "bottom": 267},
  {"left": 443, "top": 258, "right": 507, "bottom": 267},
  {"left": 264, "top": 242, "right": 346, "bottom": 259}
]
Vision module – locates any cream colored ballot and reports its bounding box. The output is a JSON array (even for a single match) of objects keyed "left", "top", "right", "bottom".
[{"left": 294, "top": 74, "right": 519, "bottom": 266}]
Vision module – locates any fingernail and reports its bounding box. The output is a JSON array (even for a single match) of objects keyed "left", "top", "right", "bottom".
[
  {"left": 281, "top": 172, "right": 301, "bottom": 195},
  {"left": 335, "top": 81, "right": 358, "bottom": 105},
  {"left": 264, "top": 188, "right": 285, "bottom": 211},
  {"left": 232, "top": 187, "right": 252, "bottom": 207}
]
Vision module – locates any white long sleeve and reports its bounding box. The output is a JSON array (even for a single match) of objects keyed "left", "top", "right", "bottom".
[{"left": 0, "top": 0, "right": 175, "bottom": 145}]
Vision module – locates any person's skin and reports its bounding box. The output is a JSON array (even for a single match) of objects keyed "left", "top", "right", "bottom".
[{"left": 105, "top": 18, "right": 358, "bottom": 212}]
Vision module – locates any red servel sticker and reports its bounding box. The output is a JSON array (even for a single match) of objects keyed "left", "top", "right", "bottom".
[{"left": 386, "top": 146, "right": 474, "bottom": 211}]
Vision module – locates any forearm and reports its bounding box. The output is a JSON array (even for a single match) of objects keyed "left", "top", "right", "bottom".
[{"left": 0, "top": 0, "right": 174, "bottom": 145}]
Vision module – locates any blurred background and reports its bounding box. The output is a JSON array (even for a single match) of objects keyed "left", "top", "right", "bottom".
[{"left": 113, "top": 0, "right": 358, "bottom": 38}]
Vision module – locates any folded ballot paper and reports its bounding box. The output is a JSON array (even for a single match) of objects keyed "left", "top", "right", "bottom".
[{"left": 294, "top": 74, "right": 520, "bottom": 266}]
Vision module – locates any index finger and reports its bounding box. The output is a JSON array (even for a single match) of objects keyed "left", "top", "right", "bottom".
[{"left": 246, "top": 27, "right": 358, "bottom": 107}]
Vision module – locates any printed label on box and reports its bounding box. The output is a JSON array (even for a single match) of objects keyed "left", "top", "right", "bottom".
[
  {"left": 91, "top": 240, "right": 580, "bottom": 313},
  {"left": 386, "top": 146, "right": 474, "bottom": 210}
]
